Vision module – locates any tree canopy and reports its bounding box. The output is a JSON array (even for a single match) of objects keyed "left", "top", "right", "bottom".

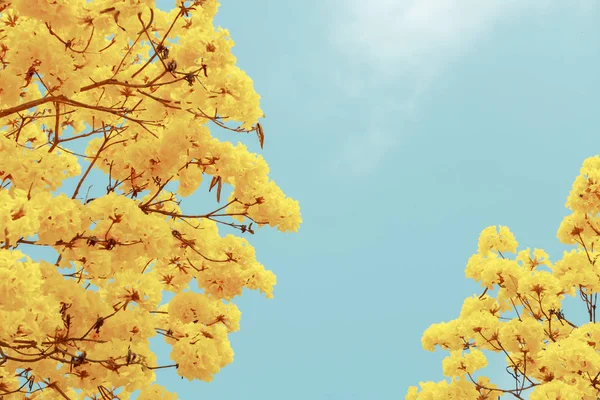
[
  {"left": 0, "top": 0, "right": 301, "bottom": 398},
  {"left": 408, "top": 157, "right": 600, "bottom": 399}
]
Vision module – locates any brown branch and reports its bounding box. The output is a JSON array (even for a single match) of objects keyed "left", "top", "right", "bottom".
[
  {"left": 0, "top": 95, "right": 66, "bottom": 119},
  {"left": 71, "top": 124, "right": 113, "bottom": 200},
  {"left": 139, "top": 176, "right": 173, "bottom": 209},
  {"left": 80, "top": 74, "right": 192, "bottom": 93},
  {"left": 132, "top": 7, "right": 183, "bottom": 79},
  {"left": 97, "top": 36, "right": 116, "bottom": 53},
  {"left": 145, "top": 363, "right": 178, "bottom": 370},
  {"left": 59, "top": 96, "right": 160, "bottom": 138},
  {"left": 170, "top": 230, "right": 230, "bottom": 263},
  {"left": 111, "top": 8, "right": 154, "bottom": 78},
  {"left": 44, "top": 22, "right": 94, "bottom": 55},
  {"left": 187, "top": 108, "right": 263, "bottom": 147},
  {"left": 48, "top": 102, "right": 61, "bottom": 152},
  {"left": 137, "top": 89, "right": 183, "bottom": 109},
  {"left": 47, "top": 382, "right": 71, "bottom": 400}
]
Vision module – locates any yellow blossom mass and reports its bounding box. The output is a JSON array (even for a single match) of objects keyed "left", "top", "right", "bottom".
[
  {"left": 0, "top": 0, "right": 300, "bottom": 398},
  {"left": 408, "top": 156, "right": 600, "bottom": 399}
]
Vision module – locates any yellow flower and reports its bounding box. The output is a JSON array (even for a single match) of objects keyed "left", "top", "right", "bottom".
[
  {"left": 530, "top": 380, "right": 585, "bottom": 400},
  {"left": 442, "top": 349, "right": 487, "bottom": 377},
  {"left": 477, "top": 225, "right": 518, "bottom": 256},
  {"left": 138, "top": 384, "right": 178, "bottom": 400}
]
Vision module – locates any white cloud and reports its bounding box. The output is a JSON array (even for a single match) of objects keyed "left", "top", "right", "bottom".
[
  {"left": 326, "top": 0, "right": 593, "bottom": 175},
  {"left": 329, "top": 0, "right": 551, "bottom": 86}
]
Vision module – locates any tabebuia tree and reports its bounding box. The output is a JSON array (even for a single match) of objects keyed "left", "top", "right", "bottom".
[
  {"left": 0, "top": 0, "right": 301, "bottom": 398},
  {"left": 407, "top": 157, "right": 600, "bottom": 400}
]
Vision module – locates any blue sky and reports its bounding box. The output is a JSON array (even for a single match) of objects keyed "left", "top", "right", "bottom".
[
  {"left": 146, "top": 0, "right": 600, "bottom": 398},
  {"left": 9, "top": 0, "right": 600, "bottom": 399},
  {"left": 183, "top": 1, "right": 599, "bottom": 398}
]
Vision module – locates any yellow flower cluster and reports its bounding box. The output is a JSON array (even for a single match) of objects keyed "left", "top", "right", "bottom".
[
  {"left": 408, "top": 156, "right": 600, "bottom": 399},
  {"left": 0, "top": 0, "right": 300, "bottom": 398}
]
